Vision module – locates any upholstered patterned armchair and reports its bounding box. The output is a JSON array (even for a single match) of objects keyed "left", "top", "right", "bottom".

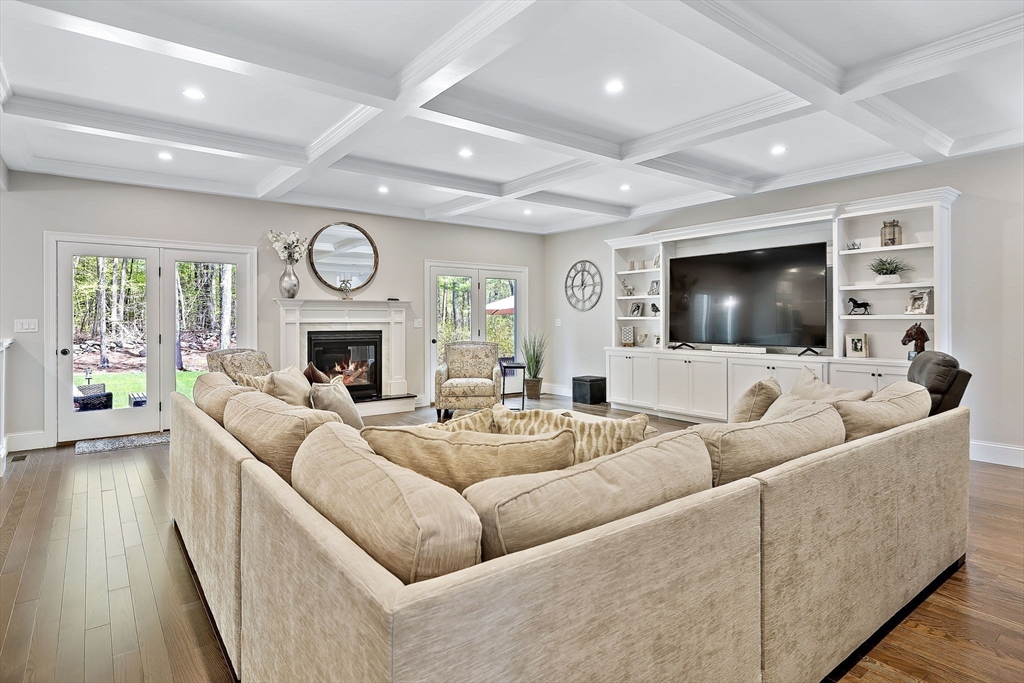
[{"left": 435, "top": 341, "right": 501, "bottom": 419}]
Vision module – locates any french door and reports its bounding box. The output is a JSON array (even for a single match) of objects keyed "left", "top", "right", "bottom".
[
  {"left": 55, "top": 238, "right": 254, "bottom": 441},
  {"left": 426, "top": 263, "right": 526, "bottom": 404}
]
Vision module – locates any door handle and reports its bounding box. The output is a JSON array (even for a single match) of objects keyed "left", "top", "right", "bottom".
[{"left": 59, "top": 348, "right": 70, "bottom": 356}]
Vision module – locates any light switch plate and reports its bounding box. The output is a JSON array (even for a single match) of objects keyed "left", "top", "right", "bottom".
[
  {"left": 413, "top": 318, "right": 423, "bottom": 328},
  {"left": 14, "top": 319, "right": 39, "bottom": 333}
]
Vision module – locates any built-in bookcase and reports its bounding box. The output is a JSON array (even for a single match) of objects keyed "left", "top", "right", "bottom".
[{"left": 608, "top": 237, "right": 665, "bottom": 349}]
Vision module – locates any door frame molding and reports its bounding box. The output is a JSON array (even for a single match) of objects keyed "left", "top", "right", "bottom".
[
  {"left": 43, "top": 231, "right": 257, "bottom": 446},
  {"left": 422, "top": 259, "right": 529, "bottom": 406}
]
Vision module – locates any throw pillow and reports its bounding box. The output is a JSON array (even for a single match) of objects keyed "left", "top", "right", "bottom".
[
  {"left": 223, "top": 392, "right": 340, "bottom": 483},
  {"left": 192, "top": 372, "right": 255, "bottom": 425},
  {"left": 360, "top": 425, "right": 576, "bottom": 492},
  {"left": 492, "top": 404, "right": 649, "bottom": 463},
  {"left": 834, "top": 381, "right": 932, "bottom": 442},
  {"left": 463, "top": 430, "right": 712, "bottom": 560},
  {"left": 236, "top": 373, "right": 269, "bottom": 392},
  {"left": 426, "top": 408, "right": 497, "bottom": 433},
  {"left": 309, "top": 380, "right": 364, "bottom": 430},
  {"left": 760, "top": 394, "right": 815, "bottom": 421},
  {"left": 790, "top": 367, "right": 873, "bottom": 402},
  {"left": 303, "top": 362, "right": 331, "bottom": 385},
  {"left": 292, "top": 423, "right": 481, "bottom": 584},
  {"left": 262, "top": 366, "right": 312, "bottom": 407},
  {"left": 692, "top": 403, "right": 846, "bottom": 486},
  {"left": 729, "top": 377, "right": 782, "bottom": 423},
  {"left": 221, "top": 351, "right": 274, "bottom": 380}
]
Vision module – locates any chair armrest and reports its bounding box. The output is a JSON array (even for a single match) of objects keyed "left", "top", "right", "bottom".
[
  {"left": 435, "top": 362, "right": 449, "bottom": 398},
  {"left": 492, "top": 363, "right": 502, "bottom": 400}
]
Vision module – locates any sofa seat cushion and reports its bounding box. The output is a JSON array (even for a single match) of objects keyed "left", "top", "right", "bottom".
[
  {"left": 463, "top": 430, "right": 712, "bottom": 560},
  {"left": 834, "top": 381, "right": 932, "bottom": 442},
  {"left": 493, "top": 404, "right": 649, "bottom": 463},
  {"left": 439, "top": 377, "right": 496, "bottom": 398},
  {"left": 729, "top": 377, "right": 782, "bottom": 423},
  {"left": 223, "top": 392, "right": 341, "bottom": 483},
  {"left": 360, "top": 425, "right": 575, "bottom": 492},
  {"left": 692, "top": 403, "right": 846, "bottom": 486},
  {"left": 292, "top": 423, "right": 481, "bottom": 584},
  {"left": 262, "top": 366, "right": 312, "bottom": 407},
  {"left": 790, "top": 367, "right": 873, "bottom": 402},
  {"left": 192, "top": 372, "right": 255, "bottom": 425},
  {"left": 309, "top": 379, "right": 364, "bottom": 430},
  {"left": 426, "top": 408, "right": 498, "bottom": 433}
]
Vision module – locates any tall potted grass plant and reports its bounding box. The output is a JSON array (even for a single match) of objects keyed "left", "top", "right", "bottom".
[{"left": 520, "top": 330, "right": 548, "bottom": 400}]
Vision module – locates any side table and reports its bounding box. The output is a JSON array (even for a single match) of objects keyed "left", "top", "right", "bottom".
[{"left": 499, "top": 360, "right": 527, "bottom": 411}]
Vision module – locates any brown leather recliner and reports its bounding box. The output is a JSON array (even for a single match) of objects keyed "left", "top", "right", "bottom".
[{"left": 907, "top": 351, "right": 971, "bottom": 416}]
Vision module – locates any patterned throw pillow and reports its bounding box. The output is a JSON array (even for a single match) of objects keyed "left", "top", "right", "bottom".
[
  {"left": 492, "top": 404, "right": 649, "bottom": 464},
  {"left": 221, "top": 351, "right": 274, "bottom": 381},
  {"left": 426, "top": 409, "right": 497, "bottom": 433}
]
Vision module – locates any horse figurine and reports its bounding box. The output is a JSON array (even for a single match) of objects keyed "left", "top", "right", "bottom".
[
  {"left": 847, "top": 297, "right": 871, "bottom": 315},
  {"left": 901, "top": 323, "right": 929, "bottom": 354},
  {"left": 620, "top": 278, "right": 635, "bottom": 296}
]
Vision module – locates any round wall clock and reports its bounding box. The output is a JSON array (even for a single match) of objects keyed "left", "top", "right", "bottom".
[{"left": 564, "top": 260, "right": 603, "bottom": 311}]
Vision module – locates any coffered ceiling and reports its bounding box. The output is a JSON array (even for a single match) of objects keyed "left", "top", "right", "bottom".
[{"left": 1, "top": 0, "right": 1021, "bottom": 234}]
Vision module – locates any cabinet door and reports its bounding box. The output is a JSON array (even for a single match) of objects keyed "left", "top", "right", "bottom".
[
  {"left": 728, "top": 359, "right": 772, "bottom": 406},
  {"left": 876, "top": 367, "right": 908, "bottom": 390},
  {"left": 829, "top": 364, "right": 879, "bottom": 393},
  {"left": 688, "top": 357, "right": 729, "bottom": 420},
  {"left": 655, "top": 356, "right": 689, "bottom": 413},
  {"left": 772, "top": 360, "right": 826, "bottom": 393},
  {"left": 631, "top": 354, "right": 655, "bottom": 408},
  {"left": 607, "top": 354, "right": 633, "bottom": 404}
]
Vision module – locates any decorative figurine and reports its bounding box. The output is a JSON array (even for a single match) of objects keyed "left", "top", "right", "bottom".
[
  {"left": 901, "top": 323, "right": 929, "bottom": 360},
  {"left": 636, "top": 333, "right": 649, "bottom": 346},
  {"left": 847, "top": 297, "right": 871, "bottom": 315},
  {"left": 653, "top": 253, "right": 661, "bottom": 268},
  {"left": 845, "top": 241, "right": 862, "bottom": 250},
  {"left": 650, "top": 302, "right": 660, "bottom": 316},
  {"left": 620, "top": 278, "right": 635, "bottom": 296}
]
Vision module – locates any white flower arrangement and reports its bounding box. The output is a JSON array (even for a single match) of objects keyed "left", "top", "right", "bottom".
[{"left": 268, "top": 231, "right": 309, "bottom": 264}]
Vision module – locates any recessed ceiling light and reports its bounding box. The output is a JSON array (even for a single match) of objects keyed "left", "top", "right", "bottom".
[
  {"left": 378, "top": 186, "right": 389, "bottom": 194},
  {"left": 158, "top": 152, "right": 173, "bottom": 161},
  {"left": 605, "top": 79, "right": 624, "bottom": 94},
  {"left": 523, "top": 209, "right": 532, "bottom": 215},
  {"left": 182, "top": 88, "right": 205, "bottom": 100},
  {"left": 458, "top": 148, "right": 473, "bottom": 158},
  {"left": 620, "top": 184, "right": 631, "bottom": 191},
  {"left": 771, "top": 144, "right": 787, "bottom": 155}
]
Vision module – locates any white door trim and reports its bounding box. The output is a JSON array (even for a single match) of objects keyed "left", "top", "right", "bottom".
[
  {"left": 43, "top": 231, "right": 257, "bottom": 446},
  {"left": 423, "top": 259, "right": 529, "bottom": 406}
]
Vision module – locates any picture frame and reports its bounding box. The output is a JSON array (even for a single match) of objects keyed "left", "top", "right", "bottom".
[
  {"left": 628, "top": 302, "right": 645, "bottom": 317},
  {"left": 845, "top": 333, "right": 868, "bottom": 358},
  {"left": 648, "top": 280, "right": 660, "bottom": 296},
  {"left": 653, "top": 253, "right": 661, "bottom": 268},
  {"left": 621, "top": 326, "right": 634, "bottom": 347},
  {"left": 905, "top": 289, "right": 932, "bottom": 315}
]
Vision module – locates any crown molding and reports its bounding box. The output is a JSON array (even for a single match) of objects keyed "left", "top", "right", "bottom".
[
  {"left": 752, "top": 152, "right": 920, "bottom": 194},
  {"left": 605, "top": 233, "right": 658, "bottom": 248},
  {"left": 423, "top": 195, "right": 495, "bottom": 220},
  {"left": 650, "top": 203, "right": 839, "bottom": 242},
  {"left": 255, "top": 167, "right": 303, "bottom": 198},
  {"left": 844, "top": 13, "right": 1024, "bottom": 98},
  {"left": 521, "top": 191, "right": 631, "bottom": 218},
  {"left": 331, "top": 156, "right": 502, "bottom": 197},
  {"left": 622, "top": 93, "right": 814, "bottom": 162},
  {"left": 856, "top": 96, "right": 953, "bottom": 156},
  {"left": 839, "top": 187, "right": 961, "bottom": 216},
  {"left": 629, "top": 191, "right": 729, "bottom": 218},
  {"left": 948, "top": 127, "right": 1024, "bottom": 157},
  {"left": 276, "top": 191, "right": 427, "bottom": 221},
  {"left": 0, "top": 59, "right": 11, "bottom": 106},
  {"left": 3, "top": 95, "right": 309, "bottom": 164},
  {"left": 305, "top": 106, "right": 383, "bottom": 163},
  {"left": 501, "top": 160, "right": 602, "bottom": 197},
  {"left": 638, "top": 157, "right": 753, "bottom": 195}
]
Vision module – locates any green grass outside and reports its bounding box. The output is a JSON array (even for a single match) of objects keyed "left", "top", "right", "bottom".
[{"left": 74, "top": 370, "right": 203, "bottom": 408}]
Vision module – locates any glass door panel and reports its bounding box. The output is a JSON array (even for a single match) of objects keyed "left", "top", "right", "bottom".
[
  {"left": 434, "top": 273, "right": 475, "bottom": 362},
  {"left": 172, "top": 261, "right": 238, "bottom": 400}
]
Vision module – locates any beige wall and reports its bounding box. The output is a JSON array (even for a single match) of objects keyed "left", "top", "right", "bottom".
[
  {"left": 0, "top": 172, "right": 545, "bottom": 442},
  {"left": 543, "top": 148, "right": 1024, "bottom": 456}
]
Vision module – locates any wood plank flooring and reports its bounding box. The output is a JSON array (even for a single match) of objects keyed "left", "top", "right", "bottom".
[{"left": 0, "top": 396, "right": 1021, "bottom": 683}]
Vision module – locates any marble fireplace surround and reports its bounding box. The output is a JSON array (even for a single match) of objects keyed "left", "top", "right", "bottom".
[{"left": 275, "top": 299, "right": 410, "bottom": 398}]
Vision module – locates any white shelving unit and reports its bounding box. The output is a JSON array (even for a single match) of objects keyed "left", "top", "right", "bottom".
[{"left": 605, "top": 236, "right": 665, "bottom": 350}]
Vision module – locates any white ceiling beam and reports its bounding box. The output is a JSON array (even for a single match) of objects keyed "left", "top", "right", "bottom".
[
  {"left": 330, "top": 157, "right": 502, "bottom": 197},
  {"left": 855, "top": 96, "right": 954, "bottom": 157},
  {"left": 843, "top": 14, "right": 1024, "bottom": 100},
  {"left": 628, "top": 191, "right": 730, "bottom": 218},
  {"left": 635, "top": 157, "right": 752, "bottom": 195},
  {"left": 277, "top": 192, "right": 428, "bottom": 222},
  {"left": 2, "top": 95, "right": 310, "bottom": 164},
  {"left": 948, "top": 127, "right": 1024, "bottom": 157},
  {"left": 521, "top": 192, "right": 632, "bottom": 218},
  {"left": 0, "top": 59, "right": 11, "bottom": 106},
  {"left": 751, "top": 152, "right": 919, "bottom": 194}
]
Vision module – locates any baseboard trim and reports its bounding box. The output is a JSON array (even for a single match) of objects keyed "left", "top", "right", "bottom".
[
  {"left": 544, "top": 384, "right": 572, "bottom": 397},
  {"left": 7, "top": 430, "right": 51, "bottom": 453},
  {"left": 970, "top": 440, "right": 1023, "bottom": 468}
]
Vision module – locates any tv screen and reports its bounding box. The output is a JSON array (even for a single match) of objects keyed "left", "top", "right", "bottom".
[{"left": 669, "top": 243, "right": 827, "bottom": 348}]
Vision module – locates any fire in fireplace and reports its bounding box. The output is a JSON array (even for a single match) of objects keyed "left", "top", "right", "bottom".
[{"left": 307, "top": 330, "right": 383, "bottom": 401}]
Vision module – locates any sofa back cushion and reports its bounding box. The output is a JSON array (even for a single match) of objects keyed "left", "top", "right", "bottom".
[
  {"left": 834, "top": 381, "right": 932, "bottom": 442},
  {"left": 729, "top": 377, "right": 782, "bottom": 423},
  {"left": 790, "top": 367, "right": 873, "bottom": 402},
  {"left": 360, "top": 426, "right": 575, "bottom": 492},
  {"left": 292, "top": 423, "right": 481, "bottom": 584},
  {"left": 192, "top": 372, "right": 255, "bottom": 425},
  {"left": 492, "top": 405, "right": 649, "bottom": 463},
  {"left": 760, "top": 394, "right": 815, "bottom": 421},
  {"left": 693, "top": 403, "right": 846, "bottom": 486},
  {"left": 309, "top": 379, "right": 364, "bottom": 430},
  {"left": 463, "top": 430, "right": 712, "bottom": 560},
  {"left": 262, "top": 366, "right": 312, "bottom": 407},
  {"left": 223, "top": 392, "right": 340, "bottom": 483}
]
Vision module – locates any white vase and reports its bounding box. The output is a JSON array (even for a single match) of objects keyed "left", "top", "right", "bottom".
[{"left": 875, "top": 274, "right": 901, "bottom": 285}]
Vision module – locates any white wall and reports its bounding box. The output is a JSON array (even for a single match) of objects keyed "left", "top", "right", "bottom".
[
  {"left": 0, "top": 172, "right": 545, "bottom": 446},
  {"left": 543, "top": 148, "right": 1024, "bottom": 463}
]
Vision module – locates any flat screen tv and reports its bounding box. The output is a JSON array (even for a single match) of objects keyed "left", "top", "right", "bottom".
[{"left": 668, "top": 243, "right": 828, "bottom": 349}]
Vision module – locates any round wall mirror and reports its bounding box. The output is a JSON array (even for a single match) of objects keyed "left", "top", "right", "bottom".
[{"left": 307, "top": 222, "right": 379, "bottom": 294}]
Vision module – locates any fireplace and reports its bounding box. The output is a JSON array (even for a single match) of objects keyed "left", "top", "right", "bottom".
[{"left": 307, "top": 330, "right": 383, "bottom": 401}]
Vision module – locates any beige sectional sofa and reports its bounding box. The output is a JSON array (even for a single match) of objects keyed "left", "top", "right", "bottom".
[{"left": 170, "top": 376, "right": 969, "bottom": 683}]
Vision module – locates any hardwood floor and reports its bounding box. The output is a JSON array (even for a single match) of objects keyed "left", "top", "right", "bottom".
[{"left": 0, "top": 396, "right": 1020, "bottom": 683}]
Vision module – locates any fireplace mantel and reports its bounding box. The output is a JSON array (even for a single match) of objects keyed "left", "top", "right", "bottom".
[{"left": 275, "top": 299, "right": 412, "bottom": 412}]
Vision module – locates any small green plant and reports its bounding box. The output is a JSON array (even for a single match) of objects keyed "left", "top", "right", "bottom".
[
  {"left": 868, "top": 256, "right": 913, "bottom": 276},
  {"left": 520, "top": 329, "right": 548, "bottom": 379}
]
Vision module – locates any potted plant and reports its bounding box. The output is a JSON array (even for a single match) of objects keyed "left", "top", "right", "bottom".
[
  {"left": 520, "top": 330, "right": 548, "bottom": 400},
  {"left": 868, "top": 256, "right": 912, "bottom": 285}
]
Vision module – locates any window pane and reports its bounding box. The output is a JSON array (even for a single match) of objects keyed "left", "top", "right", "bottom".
[
  {"left": 175, "top": 261, "right": 237, "bottom": 400},
  {"left": 486, "top": 278, "right": 517, "bottom": 359},
  {"left": 436, "top": 275, "right": 473, "bottom": 361}
]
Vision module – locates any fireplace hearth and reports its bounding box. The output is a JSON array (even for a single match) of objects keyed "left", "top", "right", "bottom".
[{"left": 307, "top": 330, "right": 383, "bottom": 401}]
